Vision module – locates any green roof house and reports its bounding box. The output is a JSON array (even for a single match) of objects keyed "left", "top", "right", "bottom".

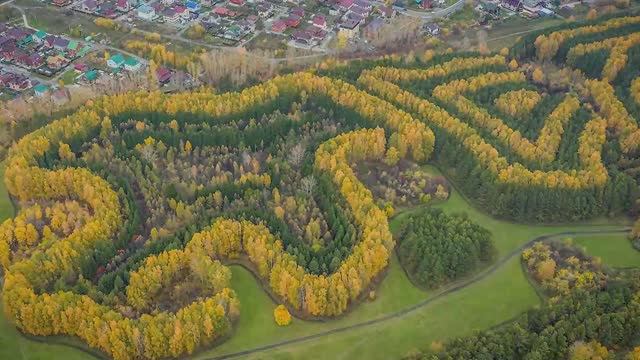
[
  {"left": 33, "top": 84, "right": 50, "bottom": 97},
  {"left": 84, "top": 70, "right": 98, "bottom": 81},
  {"left": 33, "top": 30, "right": 48, "bottom": 43},
  {"left": 107, "top": 53, "right": 126, "bottom": 69},
  {"left": 18, "top": 34, "right": 33, "bottom": 47},
  {"left": 124, "top": 57, "right": 142, "bottom": 72},
  {"left": 67, "top": 40, "right": 79, "bottom": 52}
]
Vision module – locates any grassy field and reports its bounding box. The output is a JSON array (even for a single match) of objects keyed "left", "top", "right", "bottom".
[{"left": 574, "top": 235, "right": 640, "bottom": 268}]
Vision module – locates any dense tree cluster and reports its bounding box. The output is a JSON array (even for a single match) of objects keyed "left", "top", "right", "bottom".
[
  {"left": 397, "top": 209, "right": 495, "bottom": 289},
  {"left": 422, "top": 285, "right": 640, "bottom": 360}
]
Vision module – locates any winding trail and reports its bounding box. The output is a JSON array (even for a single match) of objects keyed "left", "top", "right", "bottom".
[{"left": 204, "top": 227, "right": 631, "bottom": 359}]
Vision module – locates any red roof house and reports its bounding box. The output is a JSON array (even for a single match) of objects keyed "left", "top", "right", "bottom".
[{"left": 271, "top": 19, "right": 287, "bottom": 33}]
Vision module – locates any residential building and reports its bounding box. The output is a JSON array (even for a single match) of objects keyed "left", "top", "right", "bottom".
[
  {"left": 339, "top": 18, "right": 360, "bottom": 38},
  {"left": 162, "top": 8, "right": 180, "bottom": 23},
  {"left": 363, "top": 17, "right": 384, "bottom": 40},
  {"left": 185, "top": 0, "right": 201, "bottom": 12},
  {"left": 271, "top": 19, "right": 287, "bottom": 33},
  {"left": 156, "top": 66, "right": 172, "bottom": 83},
  {"left": 312, "top": 14, "right": 327, "bottom": 30},
  {"left": 137, "top": 4, "right": 157, "bottom": 20},
  {"left": 33, "top": 83, "right": 49, "bottom": 97},
  {"left": 82, "top": 0, "right": 98, "bottom": 12},
  {"left": 107, "top": 53, "right": 126, "bottom": 69},
  {"left": 124, "top": 57, "right": 142, "bottom": 71}
]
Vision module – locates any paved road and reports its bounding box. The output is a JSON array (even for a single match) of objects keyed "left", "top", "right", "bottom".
[{"left": 201, "top": 227, "right": 632, "bottom": 359}]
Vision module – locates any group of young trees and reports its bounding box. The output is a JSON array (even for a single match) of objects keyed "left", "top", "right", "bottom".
[
  {"left": 398, "top": 208, "right": 495, "bottom": 289},
  {"left": 522, "top": 240, "right": 606, "bottom": 298},
  {"left": 494, "top": 89, "right": 542, "bottom": 118}
]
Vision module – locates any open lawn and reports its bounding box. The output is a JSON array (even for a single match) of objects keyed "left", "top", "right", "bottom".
[
  {"left": 574, "top": 235, "right": 640, "bottom": 268},
  {"left": 0, "top": 162, "right": 630, "bottom": 359}
]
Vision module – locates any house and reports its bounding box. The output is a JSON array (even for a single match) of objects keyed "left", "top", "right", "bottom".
[
  {"left": 74, "top": 62, "right": 89, "bottom": 72},
  {"left": 82, "top": 0, "right": 98, "bottom": 12},
  {"left": 174, "top": 5, "right": 190, "bottom": 20},
  {"left": 501, "top": 0, "right": 521, "bottom": 11},
  {"left": 257, "top": 2, "right": 273, "bottom": 17},
  {"left": 363, "top": 17, "right": 384, "bottom": 40},
  {"left": 238, "top": 20, "right": 256, "bottom": 32},
  {"left": 229, "top": 0, "right": 245, "bottom": 6},
  {"left": 47, "top": 54, "right": 68, "bottom": 70},
  {"left": 377, "top": 5, "right": 396, "bottom": 18},
  {"left": 6, "top": 27, "right": 33, "bottom": 42},
  {"left": 17, "top": 53, "right": 43, "bottom": 68},
  {"left": 306, "top": 26, "right": 327, "bottom": 41},
  {"left": 107, "top": 53, "right": 126, "bottom": 69},
  {"left": 339, "top": 0, "right": 354, "bottom": 10},
  {"left": 185, "top": 0, "right": 201, "bottom": 12},
  {"left": 339, "top": 18, "right": 360, "bottom": 38},
  {"left": 33, "top": 83, "right": 49, "bottom": 96},
  {"left": 271, "top": 19, "right": 287, "bottom": 33},
  {"left": 354, "top": 0, "right": 372, "bottom": 10},
  {"left": 424, "top": 23, "right": 440, "bottom": 36},
  {"left": 52, "top": 0, "right": 72, "bottom": 6},
  {"left": 84, "top": 69, "right": 99, "bottom": 82},
  {"left": 312, "top": 14, "right": 327, "bottom": 30},
  {"left": 291, "top": 7, "right": 305, "bottom": 17},
  {"left": 292, "top": 29, "right": 314, "bottom": 46},
  {"left": 98, "top": 2, "right": 118, "bottom": 18},
  {"left": 419, "top": 0, "right": 433, "bottom": 9},
  {"left": 53, "top": 37, "right": 69, "bottom": 52},
  {"left": 156, "top": 66, "right": 172, "bottom": 83},
  {"left": 162, "top": 8, "right": 180, "bottom": 23},
  {"left": 52, "top": 88, "right": 70, "bottom": 105},
  {"left": 124, "top": 56, "right": 142, "bottom": 71},
  {"left": 137, "top": 4, "right": 157, "bottom": 20},
  {"left": 538, "top": 7, "right": 553, "bottom": 16},
  {"left": 116, "top": 0, "right": 131, "bottom": 12},
  {"left": 1, "top": 73, "right": 32, "bottom": 91},
  {"left": 285, "top": 15, "right": 301, "bottom": 28},
  {"left": 32, "top": 30, "right": 48, "bottom": 44},
  {"left": 480, "top": 1, "right": 500, "bottom": 14},
  {"left": 392, "top": 0, "right": 406, "bottom": 11},
  {"left": 44, "top": 35, "right": 56, "bottom": 48},
  {"left": 67, "top": 40, "right": 80, "bottom": 55},
  {"left": 349, "top": 5, "right": 369, "bottom": 17}
]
